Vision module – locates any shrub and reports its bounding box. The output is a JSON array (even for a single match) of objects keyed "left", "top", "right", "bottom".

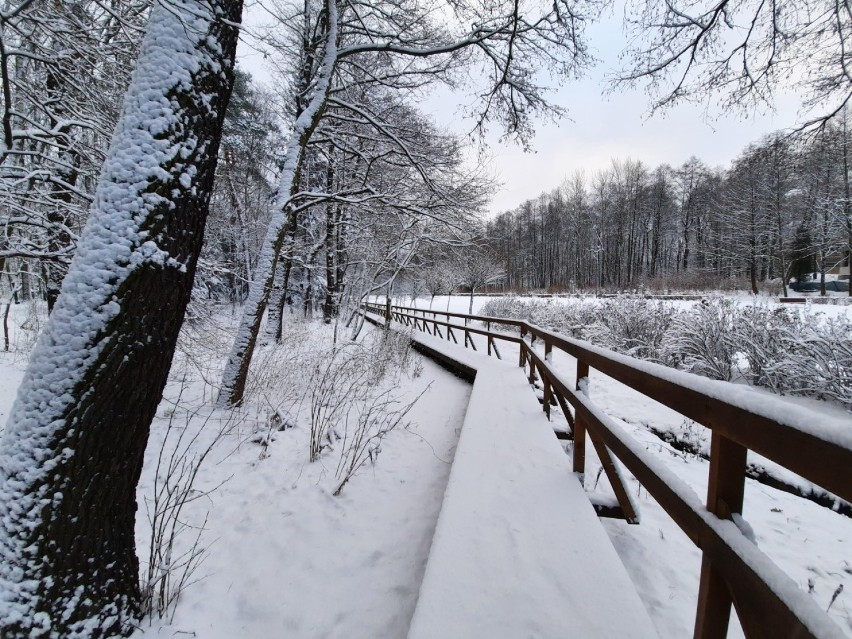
[
  {"left": 479, "top": 295, "right": 852, "bottom": 408},
  {"left": 592, "top": 298, "right": 679, "bottom": 364},
  {"left": 733, "top": 305, "right": 798, "bottom": 392},
  {"left": 665, "top": 298, "right": 737, "bottom": 381}
]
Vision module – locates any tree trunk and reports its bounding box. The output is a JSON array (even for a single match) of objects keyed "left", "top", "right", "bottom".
[
  {"left": 843, "top": 113, "right": 852, "bottom": 296},
  {"left": 0, "top": 2, "right": 240, "bottom": 636},
  {"left": 219, "top": 0, "right": 338, "bottom": 406},
  {"left": 323, "top": 157, "right": 341, "bottom": 323},
  {"left": 19, "top": 260, "right": 30, "bottom": 300}
]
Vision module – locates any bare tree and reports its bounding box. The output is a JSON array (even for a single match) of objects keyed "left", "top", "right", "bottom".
[
  {"left": 615, "top": 0, "right": 852, "bottom": 130},
  {"left": 218, "top": 0, "right": 601, "bottom": 406},
  {"left": 455, "top": 243, "right": 504, "bottom": 313}
]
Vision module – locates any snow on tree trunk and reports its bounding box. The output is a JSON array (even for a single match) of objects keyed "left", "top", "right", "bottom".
[
  {"left": 218, "top": 0, "right": 338, "bottom": 406},
  {"left": 0, "top": 2, "right": 241, "bottom": 637}
]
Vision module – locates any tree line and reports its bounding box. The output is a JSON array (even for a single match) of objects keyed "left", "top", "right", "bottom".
[{"left": 487, "top": 125, "right": 852, "bottom": 296}]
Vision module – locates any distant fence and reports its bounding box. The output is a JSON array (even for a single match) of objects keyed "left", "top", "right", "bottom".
[{"left": 363, "top": 301, "right": 852, "bottom": 639}]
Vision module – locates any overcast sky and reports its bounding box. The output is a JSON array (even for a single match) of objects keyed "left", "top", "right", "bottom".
[{"left": 236, "top": 3, "right": 805, "bottom": 217}]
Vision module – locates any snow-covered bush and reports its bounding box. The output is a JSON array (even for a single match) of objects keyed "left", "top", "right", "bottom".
[
  {"left": 779, "top": 314, "right": 852, "bottom": 406},
  {"left": 479, "top": 296, "right": 537, "bottom": 324},
  {"left": 297, "top": 325, "right": 425, "bottom": 486},
  {"left": 141, "top": 384, "right": 241, "bottom": 622},
  {"left": 592, "top": 298, "right": 679, "bottom": 364},
  {"left": 306, "top": 343, "right": 371, "bottom": 462},
  {"left": 368, "top": 327, "right": 420, "bottom": 383},
  {"left": 479, "top": 295, "right": 852, "bottom": 408},
  {"left": 733, "top": 304, "right": 798, "bottom": 393},
  {"left": 333, "top": 384, "right": 427, "bottom": 496},
  {"left": 479, "top": 296, "right": 599, "bottom": 338},
  {"left": 665, "top": 298, "right": 737, "bottom": 381}
]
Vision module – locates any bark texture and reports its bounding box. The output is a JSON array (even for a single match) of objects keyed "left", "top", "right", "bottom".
[{"left": 0, "top": 2, "right": 241, "bottom": 637}]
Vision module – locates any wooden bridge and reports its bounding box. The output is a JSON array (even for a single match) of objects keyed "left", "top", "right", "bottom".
[{"left": 363, "top": 301, "right": 852, "bottom": 639}]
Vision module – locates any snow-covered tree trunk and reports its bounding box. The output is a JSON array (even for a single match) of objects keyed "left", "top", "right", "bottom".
[
  {"left": 0, "top": 2, "right": 241, "bottom": 637},
  {"left": 218, "top": 0, "right": 338, "bottom": 406}
]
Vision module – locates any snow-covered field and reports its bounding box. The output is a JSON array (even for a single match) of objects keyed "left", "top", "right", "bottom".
[{"left": 0, "top": 295, "right": 850, "bottom": 637}]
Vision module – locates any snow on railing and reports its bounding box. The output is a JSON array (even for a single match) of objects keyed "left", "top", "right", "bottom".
[{"left": 362, "top": 301, "right": 852, "bottom": 639}]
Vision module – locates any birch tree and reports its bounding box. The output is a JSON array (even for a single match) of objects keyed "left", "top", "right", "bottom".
[
  {"left": 219, "top": 0, "right": 600, "bottom": 405},
  {"left": 0, "top": 1, "right": 241, "bottom": 636}
]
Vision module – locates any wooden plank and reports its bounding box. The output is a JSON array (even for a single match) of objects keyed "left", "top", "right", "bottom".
[
  {"left": 573, "top": 358, "right": 588, "bottom": 476},
  {"left": 408, "top": 339, "right": 476, "bottom": 383},
  {"left": 587, "top": 435, "right": 639, "bottom": 524},
  {"left": 553, "top": 391, "right": 575, "bottom": 432},
  {"left": 408, "top": 364, "right": 659, "bottom": 639}
]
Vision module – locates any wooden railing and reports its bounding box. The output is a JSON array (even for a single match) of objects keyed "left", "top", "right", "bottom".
[{"left": 363, "top": 301, "right": 852, "bottom": 639}]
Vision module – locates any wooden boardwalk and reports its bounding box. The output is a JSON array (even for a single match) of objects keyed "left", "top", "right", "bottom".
[
  {"left": 364, "top": 303, "right": 852, "bottom": 639},
  {"left": 405, "top": 333, "right": 659, "bottom": 638}
]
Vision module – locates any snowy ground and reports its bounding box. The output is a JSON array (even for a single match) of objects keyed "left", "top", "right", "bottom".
[
  {"left": 132, "top": 321, "right": 471, "bottom": 639},
  {"left": 1, "top": 304, "right": 470, "bottom": 638},
  {"left": 131, "top": 350, "right": 468, "bottom": 637},
  {"left": 0, "top": 296, "right": 850, "bottom": 637}
]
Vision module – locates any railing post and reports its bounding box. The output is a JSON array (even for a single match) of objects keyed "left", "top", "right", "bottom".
[
  {"left": 519, "top": 325, "right": 527, "bottom": 368},
  {"left": 694, "top": 431, "right": 747, "bottom": 639},
  {"left": 542, "top": 341, "right": 553, "bottom": 420},
  {"left": 573, "top": 359, "right": 588, "bottom": 477},
  {"left": 487, "top": 321, "right": 492, "bottom": 356}
]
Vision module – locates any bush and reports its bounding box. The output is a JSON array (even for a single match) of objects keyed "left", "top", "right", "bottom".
[
  {"left": 779, "top": 314, "right": 852, "bottom": 405},
  {"left": 296, "top": 325, "right": 426, "bottom": 490},
  {"left": 665, "top": 298, "right": 737, "bottom": 381},
  {"left": 592, "top": 298, "right": 678, "bottom": 364},
  {"left": 733, "top": 305, "right": 798, "bottom": 393},
  {"left": 478, "top": 295, "right": 852, "bottom": 408}
]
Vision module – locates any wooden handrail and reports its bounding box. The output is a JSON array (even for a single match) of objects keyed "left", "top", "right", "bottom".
[
  {"left": 521, "top": 323, "right": 852, "bottom": 503},
  {"left": 528, "top": 346, "right": 845, "bottom": 638},
  {"left": 362, "top": 301, "right": 852, "bottom": 639},
  {"left": 368, "top": 302, "right": 852, "bottom": 502}
]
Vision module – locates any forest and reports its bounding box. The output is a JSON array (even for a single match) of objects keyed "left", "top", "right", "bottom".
[{"left": 486, "top": 131, "right": 852, "bottom": 296}]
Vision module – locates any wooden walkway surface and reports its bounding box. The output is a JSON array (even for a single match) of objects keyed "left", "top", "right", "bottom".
[{"left": 400, "top": 327, "right": 660, "bottom": 638}]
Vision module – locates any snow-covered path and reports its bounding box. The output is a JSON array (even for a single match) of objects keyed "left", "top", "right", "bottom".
[{"left": 406, "top": 331, "right": 659, "bottom": 639}]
